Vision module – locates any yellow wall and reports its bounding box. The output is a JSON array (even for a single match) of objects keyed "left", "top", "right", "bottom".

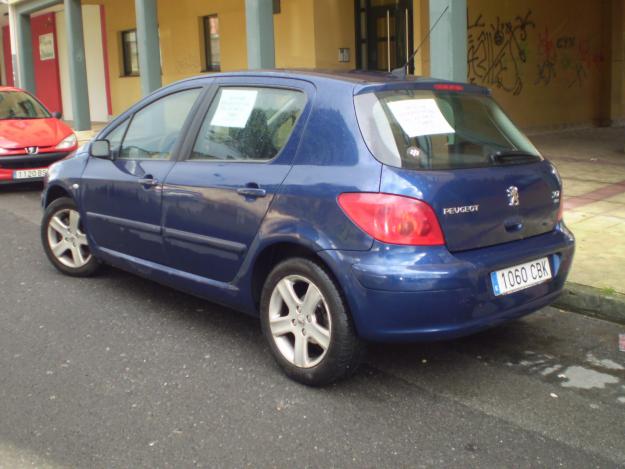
[
  {"left": 467, "top": 0, "right": 612, "bottom": 129},
  {"left": 412, "top": 0, "right": 430, "bottom": 76},
  {"left": 274, "top": 0, "right": 316, "bottom": 68},
  {"left": 275, "top": 0, "right": 356, "bottom": 70},
  {"left": 92, "top": 0, "right": 357, "bottom": 115},
  {"left": 313, "top": 0, "right": 356, "bottom": 69},
  {"left": 86, "top": 0, "right": 620, "bottom": 128},
  {"left": 87, "top": 0, "right": 247, "bottom": 115},
  {"left": 158, "top": 0, "right": 247, "bottom": 82}
]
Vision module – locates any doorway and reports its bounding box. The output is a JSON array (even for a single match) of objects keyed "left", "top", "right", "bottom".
[{"left": 355, "top": 0, "right": 414, "bottom": 73}]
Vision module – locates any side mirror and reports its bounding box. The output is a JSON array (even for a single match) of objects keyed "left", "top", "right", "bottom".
[
  {"left": 90, "top": 139, "right": 113, "bottom": 160},
  {"left": 52, "top": 111, "right": 62, "bottom": 119}
]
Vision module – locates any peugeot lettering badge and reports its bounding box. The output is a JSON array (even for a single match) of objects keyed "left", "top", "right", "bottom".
[
  {"left": 507, "top": 186, "right": 520, "bottom": 206},
  {"left": 25, "top": 147, "right": 39, "bottom": 155}
]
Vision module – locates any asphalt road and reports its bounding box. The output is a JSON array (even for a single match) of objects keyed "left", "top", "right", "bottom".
[{"left": 1, "top": 184, "right": 624, "bottom": 468}]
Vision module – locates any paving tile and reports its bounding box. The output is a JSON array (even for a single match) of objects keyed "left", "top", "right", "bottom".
[
  {"left": 569, "top": 201, "right": 625, "bottom": 216},
  {"left": 604, "top": 192, "right": 625, "bottom": 204},
  {"left": 534, "top": 127, "right": 625, "bottom": 294},
  {"left": 561, "top": 181, "right": 609, "bottom": 197}
]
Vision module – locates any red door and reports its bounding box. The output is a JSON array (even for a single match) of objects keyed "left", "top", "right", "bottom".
[{"left": 30, "top": 13, "right": 63, "bottom": 114}]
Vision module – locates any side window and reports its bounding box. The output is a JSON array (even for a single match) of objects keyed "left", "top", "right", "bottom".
[
  {"left": 119, "top": 88, "right": 201, "bottom": 160},
  {"left": 191, "top": 87, "right": 306, "bottom": 161},
  {"left": 105, "top": 119, "right": 129, "bottom": 153}
]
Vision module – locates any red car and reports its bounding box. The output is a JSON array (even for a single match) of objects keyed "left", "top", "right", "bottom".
[{"left": 0, "top": 86, "right": 78, "bottom": 184}]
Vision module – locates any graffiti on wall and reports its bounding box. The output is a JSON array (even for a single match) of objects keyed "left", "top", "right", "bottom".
[
  {"left": 468, "top": 10, "right": 605, "bottom": 94},
  {"left": 467, "top": 10, "right": 535, "bottom": 95}
]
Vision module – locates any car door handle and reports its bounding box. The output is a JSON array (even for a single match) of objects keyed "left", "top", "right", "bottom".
[
  {"left": 237, "top": 187, "right": 267, "bottom": 198},
  {"left": 137, "top": 177, "right": 159, "bottom": 187}
]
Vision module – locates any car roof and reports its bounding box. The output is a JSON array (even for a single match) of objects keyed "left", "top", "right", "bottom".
[{"left": 179, "top": 69, "right": 490, "bottom": 96}]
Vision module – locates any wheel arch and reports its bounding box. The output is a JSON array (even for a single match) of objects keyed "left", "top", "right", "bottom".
[
  {"left": 44, "top": 183, "right": 72, "bottom": 208},
  {"left": 249, "top": 241, "right": 348, "bottom": 316}
]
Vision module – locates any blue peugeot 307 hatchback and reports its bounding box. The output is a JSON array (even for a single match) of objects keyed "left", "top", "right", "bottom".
[{"left": 40, "top": 70, "right": 574, "bottom": 385}]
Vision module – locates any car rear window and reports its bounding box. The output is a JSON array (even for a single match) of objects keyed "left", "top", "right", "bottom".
[{"left": 354, "top": 89, "right": 541, "bottom": 170}]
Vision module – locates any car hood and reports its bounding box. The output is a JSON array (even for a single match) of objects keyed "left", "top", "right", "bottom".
[{"left": 0, "top": 118, "right": 72, "bottom": 149}]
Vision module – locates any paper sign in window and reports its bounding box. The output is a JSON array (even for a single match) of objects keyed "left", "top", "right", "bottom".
[
  {"left": 210, "top": 89, "right": 258, "bottom": 128},
  {"left": 387, "top": 98, "right": 455, "bottom": 137}
]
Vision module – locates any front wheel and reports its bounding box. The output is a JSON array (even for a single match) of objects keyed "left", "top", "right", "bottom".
[
  {"left": 260, "top": 257, "right": 365, "bottom": 386},
  {"left": 41, "top": 197, "right": 100, "bottom": 277}
]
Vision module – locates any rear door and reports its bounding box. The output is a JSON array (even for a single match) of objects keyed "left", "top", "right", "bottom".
[
  {"left": 81, "top": 87, "right": 203, "bottom": 264},
  {"left": 161, "top": 77, "right": 313, "bottom": 282}
]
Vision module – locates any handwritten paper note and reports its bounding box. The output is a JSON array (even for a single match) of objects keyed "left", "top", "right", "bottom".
[
  {"left": 210, "top": 89, "right": 258, "bottom": 128},
  {"left": 387, "top": 98, "right": 455, "bottom": 137}
]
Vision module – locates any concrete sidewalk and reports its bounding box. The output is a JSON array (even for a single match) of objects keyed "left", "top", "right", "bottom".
[
  {"left": 531, "top": 127, "right": 625, "bottom": 297},
  {"left": 531, "top": 127, "right": 625, "bottom": 323},
  {"left": 74, "top": 123, "right": 104, "bottom": 146}
]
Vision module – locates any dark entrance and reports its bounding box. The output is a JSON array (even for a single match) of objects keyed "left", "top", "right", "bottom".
[{"left": 355, "top": 0, "right": 414, "bottom": 73}]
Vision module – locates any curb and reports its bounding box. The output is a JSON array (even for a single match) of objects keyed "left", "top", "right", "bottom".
[{"left": 553, "top": 282, "right": 625, "bottom": 325}]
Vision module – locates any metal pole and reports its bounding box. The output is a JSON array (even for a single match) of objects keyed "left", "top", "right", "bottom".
[
  {"left": 386, "top": 10, "right": 390, "bottom": 72},
  {"left": 405, "top": 8, "right": 409, "bottom": 73}
]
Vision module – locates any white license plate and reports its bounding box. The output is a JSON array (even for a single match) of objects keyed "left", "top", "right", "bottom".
[
  {"left": 491, "top": 257, "right": 552, "bottom": 296},
  {"left": 13, "top": 168, "right": 48, "bottom": 180}
]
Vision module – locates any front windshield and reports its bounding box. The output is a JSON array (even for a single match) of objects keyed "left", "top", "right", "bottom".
[
  {"left": 355, "top": 89, "right": 541, "bottom": 170},
  {"left": 0, "top": 91, "right": 51, "bottom": 120}
]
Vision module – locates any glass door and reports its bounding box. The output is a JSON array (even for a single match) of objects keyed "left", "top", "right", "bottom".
[{"left": 355, "top": 0, "right": 414, "bottom": 73}]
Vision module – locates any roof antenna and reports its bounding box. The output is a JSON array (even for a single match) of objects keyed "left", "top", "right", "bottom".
[{"left": 392, "top": 5, "right": 449, "bottom": 77}]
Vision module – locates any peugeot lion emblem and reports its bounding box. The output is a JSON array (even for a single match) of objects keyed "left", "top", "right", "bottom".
[
  {"left": 25, "top": 147, "right": 39, "bottom": 155},
  {"left": 507, "top": 186, "right": 520, "bottom": 206}
]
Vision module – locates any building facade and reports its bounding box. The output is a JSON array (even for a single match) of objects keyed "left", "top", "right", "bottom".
[{"left": 2, "top": 0, "right": 624, "bottom": 131}]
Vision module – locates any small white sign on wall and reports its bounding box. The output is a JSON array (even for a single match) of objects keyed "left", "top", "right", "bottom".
[
  {"left": 387, "top": 98, "right": 455, "bottom": 137},
  {"left": 39, "top": 33, "right": 55, "bottom": 61},
  {"left": 210, "top": 89, "right": 258, "bottom": 128}
]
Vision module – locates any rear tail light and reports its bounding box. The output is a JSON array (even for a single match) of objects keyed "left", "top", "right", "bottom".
[{"left": 337, "top": 193, "right": 445, "bottom": 246}]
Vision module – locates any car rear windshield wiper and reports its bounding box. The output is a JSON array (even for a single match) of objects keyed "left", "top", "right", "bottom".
[{"left": 489, "top": 149, "right": 542, "bottom": 165}]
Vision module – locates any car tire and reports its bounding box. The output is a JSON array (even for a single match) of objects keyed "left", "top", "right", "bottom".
[
  {"left": 260, "top": 257, "right": 365, "bottom": 386},
  {"left": 41, "top": 196, "right": 100, "bottom": 277}
]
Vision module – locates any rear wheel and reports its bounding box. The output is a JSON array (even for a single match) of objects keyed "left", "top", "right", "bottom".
[
  {"left": 260, "top": 257, "right": 365, "bottom": 386},
  {"left": 41, "top": 197, "right": 100, "bottom": 277}
]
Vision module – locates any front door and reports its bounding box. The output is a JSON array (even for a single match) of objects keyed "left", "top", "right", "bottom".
[
  {"left": 356, "top": 0, "right": 414, "bottom": 73},
  {"left": 81, "top": 87, "right": 203, "bottom": 264},
  {"left": 161, "top": 78, "right": 313, "bottom": 283}
]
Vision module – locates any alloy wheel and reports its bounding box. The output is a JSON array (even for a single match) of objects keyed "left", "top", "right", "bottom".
[
  {"left": 47, "top": 208, "right": 92, "bottom": 269},
  {"left": 268, "top": 275, "right": 332, "bottom": 368}
]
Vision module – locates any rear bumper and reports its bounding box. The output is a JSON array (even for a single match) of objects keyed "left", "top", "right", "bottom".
[
  {"left": 0, "top": 152, "right": 69, "bottom": 184},
  {"left": 319, "top": 224, "right": 575, "bottom": 342}
]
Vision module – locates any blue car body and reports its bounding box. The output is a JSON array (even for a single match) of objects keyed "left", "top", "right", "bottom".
[{"left": 43, "top": 70, "right": 575, "bottom": 342}]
